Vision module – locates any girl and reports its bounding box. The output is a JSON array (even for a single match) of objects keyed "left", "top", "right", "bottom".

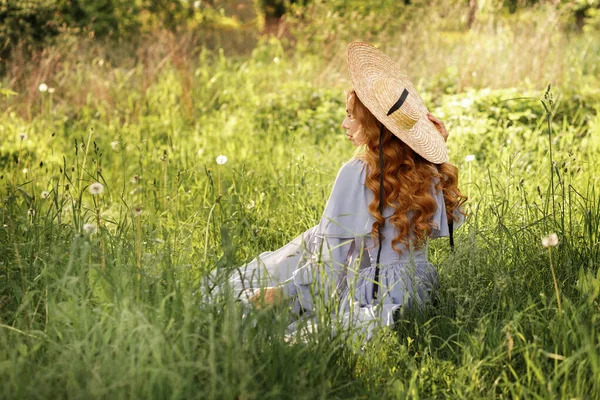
[{"left": 225, "top": 42, "right": 467, "bottom": 340}]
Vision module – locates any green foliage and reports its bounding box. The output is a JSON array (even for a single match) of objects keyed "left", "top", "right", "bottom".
[
  {"left": 1, "top": 4, "right": 600, "bottom": 398},
  {"left": 0, "top": 0, "right": 60, "bottom": 62}
]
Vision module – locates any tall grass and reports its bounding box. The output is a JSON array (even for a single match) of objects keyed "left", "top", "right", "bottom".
[{"left": 1, "top": 7, "right": 600, "bottom": 399}]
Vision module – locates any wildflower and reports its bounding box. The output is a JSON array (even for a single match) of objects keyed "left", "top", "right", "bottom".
[
  {"left": 465, "top": 155, "right": 475, "bottom": 162},
  {"left": 41, "top": 191, "right": 50, "bottom": 199},
  {"left": 83, "top": 223, "right": 97, "bottom": 235},
  {"left": 39, "top": 83, "right": 48, "bottom": 92},
  {"left": 216, "top": 155, "right": 227, "bottom": 165},
  {"left": 89, "top": 182, "right": 104, "bottom": 195},
  {"left": 542, "top": 233, "right": 559, "bottom": 248},
  {"left": 48, "top": 87, "right": 55, "bottom": 94},
  {"left": 28, "top": 208, "right": 35, "bottom": 217},
  {"left": 111, "top": 141, "right": 119, "bottom": 151},
  {"left": 133, "top": 206, "right": 143, "bottom": 216},
  {"left": 130, "top": 175, "right": 139, "bottom": 184},
  {"left": 18, "top": 132, "right": 27, "bottom": 141}
]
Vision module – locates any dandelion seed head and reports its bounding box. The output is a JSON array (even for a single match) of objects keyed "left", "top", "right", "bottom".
[
  {"left": 197, "top": 148, "right": 204, "bottom": 157},
  {"left": 134, "top": 206, "right": 143, "bottom": 216},
  {"left": 48, "top": 87, "right": 55, "bottom": 94},
  {"left": 83, "top": 223, "right": 97, "bottom": 234},
  {"left": 465, "top": 155, "right": 475, "bottom": 162},
  {"left": 22, "top": 168, "right": 28, "bottom": 174},
  {"left": 273, "top": 57, "right": 280, "bottom": 64},
  {"left": 542, "top": 233, "right": 559, "bottom": 248},
  {"left": 216, "top": 155, "right": 227, "bottom": 165},
  {"left": 89, "top": 182, "right": 104, "bottom": 195},
  {"left": 39, "top": 83, "right": 48, "bottom": 92},
  {"left": 28, "top": 208, "right": 35, "bottom": 217},
  {"left": 111, "top": 141, "right": 119, "bottom": 151},
  {"left": 18, "top": 132, "right": 28, "bottom": 141},
  {"left": 41, "top": 191, "right": 50, "bottom": 199}
]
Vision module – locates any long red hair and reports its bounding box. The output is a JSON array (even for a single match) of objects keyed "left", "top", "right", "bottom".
[{"left": 347, "top": 90, "right": 467, "bottom": 254}]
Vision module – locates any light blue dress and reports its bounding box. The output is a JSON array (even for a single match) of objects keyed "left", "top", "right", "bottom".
[{"left": 228, "top": 158, "right": 464, "bottom": 340}]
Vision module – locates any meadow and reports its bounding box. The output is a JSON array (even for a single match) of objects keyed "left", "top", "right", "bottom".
[{"left": 1, "top": 3, "right": 600, "bottom": 399}]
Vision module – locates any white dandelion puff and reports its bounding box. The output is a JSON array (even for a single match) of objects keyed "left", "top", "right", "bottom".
[
  {"left": 48, "top": 87, "right": 55, "bottom": 94},
  {"left": 28, "top": 208, "right": 35, "bottom": 217},
  {"left": 197, "top": 148, "right": 204, "bottom": 157},
  {"left": 89, "top": 182, "right": 104, "bottom": 195},
  {"left": 216, "top": 155, "right": 227, "bottom": 165},
  {"left": 18, "top": 132, "right": 28, "bottom": 141},
  {"left": 39, "top": 83, "right": 48, "bottom": 92},
  {"left": 83, "top": 223, "right": 97, "bottom": 235},
  {"left": 465, "top": 155, "right": 475, "bottom": 162},
  {"left": 111, "top": 141, "right": 119, "bottom": 151},
  {"left": 22, "top": 168, "right": 28, "bottom": 174},
  {"left": 542, "top": 233, "right": 559, "bottom": 248},
  {"left": 41, "top": 191, "right": 50, "bottom": 199},
  {"left": 273, "top": 57, "right": 280, "bottom": 64}
]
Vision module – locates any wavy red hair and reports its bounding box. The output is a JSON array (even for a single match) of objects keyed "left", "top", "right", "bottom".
[{"left": 346, "top": 90, "right": 467, "bottom": 254}]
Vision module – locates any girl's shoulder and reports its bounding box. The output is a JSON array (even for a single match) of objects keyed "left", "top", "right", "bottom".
[
  {"left": 329, "top": 158, "right": 368, "bottom": 196},
  {"left": 338, "top": 157, "right": 367, "bottom": 182}
]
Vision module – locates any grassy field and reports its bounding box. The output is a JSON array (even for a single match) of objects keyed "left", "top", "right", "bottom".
[{"left": 1, "top": 6, "right": 600, "bottom": 398}]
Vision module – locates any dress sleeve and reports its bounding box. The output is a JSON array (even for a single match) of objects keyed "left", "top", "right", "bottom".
[
  {"left": 430, "top": 184, "right": 466, "bottom": 238},
  {"left": 315, "top": 159, "right": 374, "bottom": 239},
  {"left": 228, "top": 224, "right": 319, "bottom": 300},
  {"left": 289, "top": 159, "right": 373, "bottom": 308}
]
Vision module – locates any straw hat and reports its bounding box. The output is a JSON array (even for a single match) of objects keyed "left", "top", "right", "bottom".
[{"left": 347, "top": 41, "right": 448, "bottom": 164}]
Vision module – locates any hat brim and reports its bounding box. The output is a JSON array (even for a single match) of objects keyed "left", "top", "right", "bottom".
[{"left": 347, "top": 42, "right": 449, "bottom": 164}]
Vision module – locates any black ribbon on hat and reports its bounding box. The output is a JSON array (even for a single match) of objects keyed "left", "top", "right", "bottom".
[{"left": 386, "top": 88, "right": 409, "bottom": 116}]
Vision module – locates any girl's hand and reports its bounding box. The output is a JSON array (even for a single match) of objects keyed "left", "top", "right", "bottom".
[
  {"left": 249, "top": 287, "right": 283, "bottom": 309},
  {"left": 427, "top": 113, "right": 449, "bottom": 142}
]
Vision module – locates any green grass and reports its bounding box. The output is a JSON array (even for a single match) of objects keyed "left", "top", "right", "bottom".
[{"left": 1, "top": 22, "right": 600, "bottom": 400}]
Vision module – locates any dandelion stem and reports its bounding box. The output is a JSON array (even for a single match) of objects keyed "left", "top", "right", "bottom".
[
  {"left": 468, "top": 162, "right": 472, "bottom": 200},
  {"left": 548, "top": 247, "right": 562, "bottom": 312},
  {"left": 79, "top": 128, "right": 94, "bottom": 193},
  {"left": 217, "top": 166, "right": 221, "bottom": 196},
  {"left": 95, "top": 200, "right": 105, "bottom": 272},
  {"left": 163, "top": 160, "right": 168, "bottom": 210},
  {"left": 204, "top": 198, "right": 220, "bottom": 264},
  {"left": 136, "top": 214, "right": 142, "bottom": 282}
]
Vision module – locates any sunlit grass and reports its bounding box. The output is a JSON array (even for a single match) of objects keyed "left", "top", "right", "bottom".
[{"left": 1, "top": 15, "right": 600, "bottom": 400}]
